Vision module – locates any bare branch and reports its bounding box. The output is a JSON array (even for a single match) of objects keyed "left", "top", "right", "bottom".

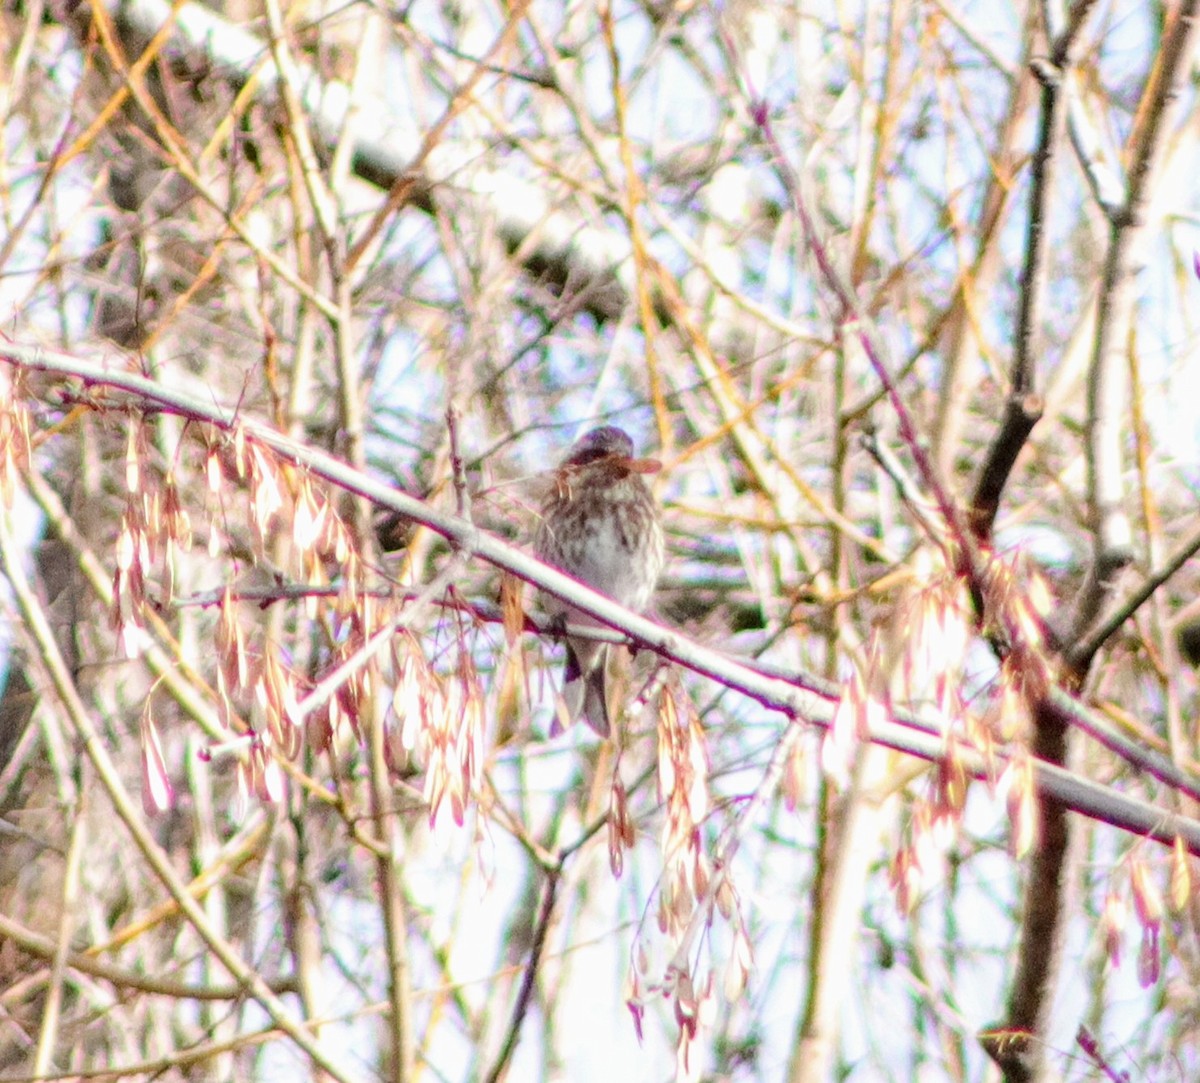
[
  {"left": 483, "top": 868, "right": 560, "bottom": 1083},
  {"left": 0, "top": 911, "right": 300, "bottom": 999},
  {"left": 6, "top": 344, "right": 1200, "bottom": 854}
]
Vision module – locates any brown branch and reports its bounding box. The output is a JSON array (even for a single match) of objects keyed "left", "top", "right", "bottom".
[
  {"left": 990, "top": 698, "right": 1074, "bottom": 1083},
  {"left": 1068, "top": 519, "right": 1200, "bottom": 672},
  {"left": 1008, "top": 54, "right": 1064, "bottom": 400},
  {"left": 32, "top": 786, "right": 87, "bottom": 1076},
  {"left": 0, "top": 1025, "right": 283, "bottom": 1081},
  {"left": 483, "top": 868, "right": 560, "bottom": 1083},
  {"left": 969, "top": 0, "right": 1100, "bottom": 543},
  {"left": 0, "top": 911, "right": 300, "bottom": 1000},
  {"left": 928, "top": 13, "right": 1037, "bottom": 479},
  {"left": 968, "top": 393, "right": 1043, "bottom": 541},
  {"left": 367, "top": 676, "right": 417, "bottom": 1082}
]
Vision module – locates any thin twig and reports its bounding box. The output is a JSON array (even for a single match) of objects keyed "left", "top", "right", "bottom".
[
  {"left": 0, "top": 910, "right": 299, "bottom": 999},
  {"left": 1069, "top": 520, "right": 1200, "bottom": 672},
  {"left": 447, "top": 401, "right": 471, "bottom": 520},
  {"left": 483, "top": 868, "right": 560, "bottom": 1083},
  {"left": 32, "top": 784, "right": 86, "bottom": 1076},
  {"left": 367, "top": 645, "right": 417, "bottom": 1082}
]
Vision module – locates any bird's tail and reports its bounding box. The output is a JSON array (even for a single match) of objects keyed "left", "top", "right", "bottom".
[{"left": 560, "top": 641, "right": 610, "bottom": 737}]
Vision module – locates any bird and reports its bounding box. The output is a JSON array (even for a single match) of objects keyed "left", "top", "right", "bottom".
[{"left": 535, "top": 426, "right": 665, "bottom": 737}]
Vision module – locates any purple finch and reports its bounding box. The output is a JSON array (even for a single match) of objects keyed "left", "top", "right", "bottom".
[{"left": 535, "top": 426, "right": 665, "bottom": 736}]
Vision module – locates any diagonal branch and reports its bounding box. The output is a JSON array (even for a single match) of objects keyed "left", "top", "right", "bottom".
[
  {"left": 6, "top": 343, "right": 1200, "bottom": 854},
  {"left": 483, "top": 867, "right": 560, "bottom": 1083},
  {"left": 1069, "top": 519, "right": 1200, "bottom": 672},
  {"left": 0, "top": 909, "right": 300, "bottom": 999}
]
